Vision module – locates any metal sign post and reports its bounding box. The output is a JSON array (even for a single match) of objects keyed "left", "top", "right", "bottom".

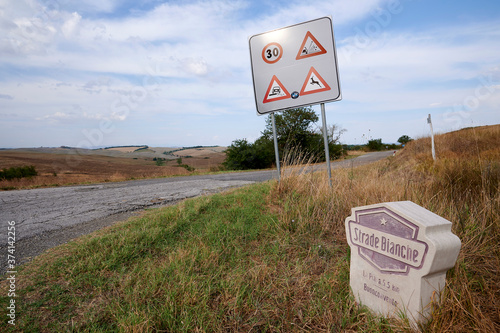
[
  {"left": 249, "top": 17, "right": 342, "bottom": 184},
  {"left": 271, "top": 112, "right": 281, "bottom": 181},
  {"left": 321, "top": 103, "right": 332, "bottom": 187}
]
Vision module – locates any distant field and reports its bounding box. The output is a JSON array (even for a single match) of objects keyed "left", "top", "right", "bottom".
[
  {"left": 0, "top": 146, "right": 227, "bottom": 190},
  {"left": 173, "top": 146, "right": 227, "bottom": 157},
  {"left": 103, "top": 147, "right": 143, "bottom": 153}
]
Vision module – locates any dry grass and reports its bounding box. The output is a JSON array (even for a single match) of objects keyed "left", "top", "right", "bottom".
[
  {"left": 273, "top": 124, "right": 499, "bottom": 331},
  {"left": 346, "top": 150, "right": 367, "bottom": 157}
]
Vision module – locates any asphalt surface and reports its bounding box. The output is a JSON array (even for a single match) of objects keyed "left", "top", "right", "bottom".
[{"left": 0, "top": 150, "right": 394, "bottom": 275}]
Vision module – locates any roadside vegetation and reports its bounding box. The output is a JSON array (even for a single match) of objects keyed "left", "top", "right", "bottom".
[
  {"left": 0, "top": 125, "right": 498, "bottom": 332},
  {"left": 0, "top": 165, "right": 37, "bottom": 181},
  {"left": 223, "top": 107, "right": 347, "bottom": 170}
]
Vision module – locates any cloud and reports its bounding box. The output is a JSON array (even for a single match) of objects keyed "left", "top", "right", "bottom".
[
  {"left": 37, "top": 108, "right": 111, "bottom": 123},
  {"left": 1, "top": 0, "right": 499, "bottom": 148},
  {"left": 58, "top": 0, "right": 121, "bottom": 15},
  {"left": 38, "top": 111, "right": 72, "bottom": 121},
  {"left": 260, "top": 0, "right": 390, "bottom": 28},
  {"left": 61, "top": 12, "right": 82, "bottom": 37},
  {"left": 82, "top": 77, "right": 112, "bottom": 94},
  {"left": 338, "top": 21, "right": 500, "bottom": 99},
  {"left": 1, "top": 0, "right": 392, "bottom": 76},
  {"left": 88, "top": 1, "right": 246, "bottom": 43},
  {"left": 0, "top": 93, "right": 13, "bottom": 100},
  {"left": 179, "top": 57, "right": 210, "bottom": 76}
]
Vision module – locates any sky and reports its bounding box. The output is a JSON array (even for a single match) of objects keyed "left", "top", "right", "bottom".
[{"left": 1, "top": 0, "right": 500, "bottom": 148}]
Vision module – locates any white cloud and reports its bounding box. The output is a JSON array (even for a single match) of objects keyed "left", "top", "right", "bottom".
[
  {"left": 179, "top": 57, "right": 210, "bottom": 76},
  {"left": 1, "top": 0, "right": 392, "bottom": 75},
  {"left": 60, "top": 0, "right": 121, "bottom": 15},
  {"left": 1, "top": 0, "right": 499, "bottom": 147},
  {"left": 92, "top": 1, "right": 247, "bottom": 42},
  {"left": 261, "top": 0, "right": 390, "bottom": 28},
  {"left": 61, "top": 12, "right": 81, "bottom": 37},
  {"left": 38, "top": 111, "right": 71, "bottom": 121},
  {"left": 338, "top": 21, "right": 500, "bottom": 104}
]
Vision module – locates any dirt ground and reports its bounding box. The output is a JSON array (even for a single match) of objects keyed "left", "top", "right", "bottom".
[{"left": 0, "top": 148, "right": 226, "bottom": 190}]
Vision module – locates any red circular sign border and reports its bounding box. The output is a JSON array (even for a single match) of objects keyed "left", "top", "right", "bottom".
[{"left": 261, "top": 42, "right": 283, "bottom": 64}]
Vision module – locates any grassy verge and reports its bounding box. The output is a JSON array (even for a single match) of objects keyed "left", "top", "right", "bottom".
[
  {"left": 1, "top": 125, "right": 498, "bottom": 332},
  {"left": 1, "top": 182, "right": 357, "bottom": 332}
]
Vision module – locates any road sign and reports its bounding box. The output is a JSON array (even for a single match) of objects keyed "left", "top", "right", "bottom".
[
  {"left": 249, "top": 16, "right": 341, "bottom": 115},
  {"left": 300, "top": 66, "right": 331, "bottom": 96},
  {"left": 296, "top": 31, "right": 327, "bottom": 60},
  {"left": 262, "top": 42, "right": 283, "bottom": 64},
  {"left": 263, "top": 75, "right": 291, "bottom": 103}
]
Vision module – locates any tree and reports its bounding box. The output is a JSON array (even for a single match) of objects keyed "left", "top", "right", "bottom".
[
  {"left": 222, "top": 139, "right": 274, "bottom": 170},
  {"left": 397, "top": 135, "right": 412, "bottom": 145},
  {"left": 261, "top": 107, "right": 319, "bottom": 153},
  {"left": 155, "top": 158, "right": 165, "bottom": 166},
  {"left": 367, "top": 138, "right": 383, "bottom": 151},
  {"left": 224, "top": 107, "right": 347, "bottom": 170},
  {"left": 317, "top": 123, "right": 347, "bottom": 145}
]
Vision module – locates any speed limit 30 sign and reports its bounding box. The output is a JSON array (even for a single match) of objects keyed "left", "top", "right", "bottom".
[
  {"left": 249, "top": 16, "right": 341, "bottom": 115},
  {"left": 262, "top": 42, "right": 283, "bottom": 64}
]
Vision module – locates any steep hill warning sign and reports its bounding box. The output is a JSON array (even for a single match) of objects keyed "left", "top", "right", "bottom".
[{"left": 249, "top": 16, "right": 341, "bottom": 115}]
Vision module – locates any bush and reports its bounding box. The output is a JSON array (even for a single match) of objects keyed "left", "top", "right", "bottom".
[
  {"left": 367, "top": 138, "right": 383, "bottom": 151},
  {"left": 154, "top": 158, "right": 165, "bottom": 166},
  {"left": 179, "top": 164, "right": 195, "bottom": 172},
  {"left": 223, "top": 138, "right": 274, "bottom": 170},
  {"left": 0, "top": 165, "right": 38, "bottom": 180},
  {"left": 224, "top": 108, "right": 347, "bottom": 170}
]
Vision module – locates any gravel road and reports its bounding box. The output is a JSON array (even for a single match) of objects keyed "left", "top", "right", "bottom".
[{"left": 0, "top": 150, "right": 394, "bottom": 274}]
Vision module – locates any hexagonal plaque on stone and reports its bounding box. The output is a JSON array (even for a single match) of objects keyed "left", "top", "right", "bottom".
[{"left": 345, "top": 201, "right": 461, "bottom": 325}]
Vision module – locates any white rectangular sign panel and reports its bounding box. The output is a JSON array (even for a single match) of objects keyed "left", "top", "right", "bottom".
[{"left": 249, "top": 16, "right": 341, "bottom": 115}]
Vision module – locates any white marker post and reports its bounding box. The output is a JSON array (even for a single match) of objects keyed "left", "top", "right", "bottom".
[{"left": 427, "top": 114, "right": 436, "bottom": 161}]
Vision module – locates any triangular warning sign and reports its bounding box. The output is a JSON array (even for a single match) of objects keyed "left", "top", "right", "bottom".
[
  {"left": 263, "top": 75, "right": 291, "bottom": 103},
  {"left": 300, "top": 67, "right": 331, "bottom": 96},
  {"left": 296, "top": 31, "right": 327, "bottom": 60}
]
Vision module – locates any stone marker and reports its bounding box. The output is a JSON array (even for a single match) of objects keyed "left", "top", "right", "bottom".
[{"left": 345, "top": 201, "right": 461, "bottom": 325}]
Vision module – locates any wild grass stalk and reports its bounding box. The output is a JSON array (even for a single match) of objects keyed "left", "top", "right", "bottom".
[{"left": 271, "top": 125, "right": 499, "bottom": 332}]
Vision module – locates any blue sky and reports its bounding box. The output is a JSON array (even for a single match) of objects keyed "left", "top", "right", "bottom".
[{"left": 1, "top": 0, "right": 499, "bottom": 148}]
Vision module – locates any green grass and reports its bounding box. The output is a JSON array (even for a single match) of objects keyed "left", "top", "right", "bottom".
[
  {"left": 0, "top": 182, "right": 346, "bottom": 331},
  {"left": 0, "top": 181, "right": 370, "bottom": 332}
]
